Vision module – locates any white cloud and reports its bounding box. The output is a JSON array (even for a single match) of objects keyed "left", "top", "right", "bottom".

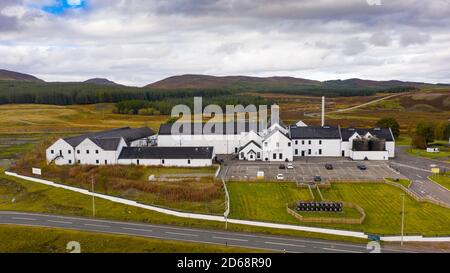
[{"left": 0, "top": 0, "right": 449, "bottom": 86}]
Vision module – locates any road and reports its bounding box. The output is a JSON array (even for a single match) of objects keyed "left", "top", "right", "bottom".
[
  {"left": 0, "top": 211, "right": 411, "bottom": 253},
  {"left": 391, "top": 147, "right": 450, "bottom": 205},
  {"left": 329, "top": 93, "right": 407, "bottom": 114}
]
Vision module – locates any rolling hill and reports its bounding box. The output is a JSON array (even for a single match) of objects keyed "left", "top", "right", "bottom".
[
  {"left": 146, "top": 74, "right": 433, "bottom": 91},
  {"left": 147, "top": 74, "right": 321, "bottom": 89},
  {"left": 0, "top": 69, "right": 44, "bottom": 82},
  {"left": 84, "top": 78, "right": 120, "bottom": 86}
]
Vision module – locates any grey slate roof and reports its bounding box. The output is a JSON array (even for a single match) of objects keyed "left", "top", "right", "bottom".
[
  {"left": 159, "top": 122, "right": 262, "bottom": 135},
  {"left": 340, "top": 128, "right": 394, "bottom": 142},
  {"left": 239, "top": 140, "right": 262, "bottom": 152},
  {"left": 118, "top": 147, "right": 214, "bottom": 160},
  {"left": 89, "top": 138, "right": 122, "bottom": 151},
  {"left": 64, "top": 127, "right": 154, "bottom": 147},
  {"left": 290, "top": 126, "right": 341, "bottom": 139}
]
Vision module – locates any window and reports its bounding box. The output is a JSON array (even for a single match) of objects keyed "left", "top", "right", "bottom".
[
  {"left": 276, "top": 142, "right": 280, "bottom": 148},
  {"left": 288, "top": 142, "right": 292, "bottom": 147},
  {"left": 68, "top": 150, "right": 72, "bottom": 154},
  {"left": 319, "top": 140, "right": 322, "bottom": 145},
  {"left": 265, "top": 142, "right": 268, "bottom": 147},
  {"left": 273, "top": 154, "right": 276, "bottom": 160},
  {"left": 302, "top": 140, "right": 305, "bottom": 145},
  {"left": 308, "top": 149, "right": 311, "bottom": 155},
  {"left": 295, "top": 141, "right": 298, "bottom": 145},
  {"left": 77, "top": 160, "right": 81, "bottom": 164},
  {"left": 188, "top": 159, "right": 191, "bottom": 164},
  {"left": 279, "top": 153, "right": 283, "bottom": 160},
  {"left": 86, "top": 150, "right": 90, "bottom": 154},
  {"left": 240, "top": 152, "right": 244, "bottom": 158},
  {"left": 96, "top": 150, "right": 99, "bottom": 154},
  {"left": 250, "top": 155, "right": 254, "bottom": 159},
  {"left": 257, "top": 152, "right": 261, "bottom": 159},
  {"left": 104, "top": 160, "right": 108, "bottom": 165},
  {"left": 96, "top": 160, "right": 99, "bottom": 164},
  {"left": 295, "top": 149, "right": 299, "bottom": 155},
  {"left": 59, "top": 150, "right": 63, "bottom": 156},
  {"left": 235, "top": 148, "right": 238, "bottom": 153},
  {"left": 137, "top": 160, "right": 140, "bottom": 165},
  {"left": 308, "top": 140, "right": 312, "bottom": 145},
  {"left": 68, "top": 160, "right": 72, "bottom": 164},
  {"left": 162, "top": 159, "right": 165, "bottom": 165},
  {"left": 77, "top": 150, "right": 80, "bottom": 154},
  {"left": 319, "top": 149, "right": 322, "bottom": 155},
  {"left": 51, "top": 150, "right": 54, "bottom": 154}
]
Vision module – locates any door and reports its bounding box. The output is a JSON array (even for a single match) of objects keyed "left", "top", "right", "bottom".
[
  {"left": 342, "top": 151, "right": 345, "bottom": 157},
  {"left": 301, "top": 151, "right": 305, "bottom": 157}
]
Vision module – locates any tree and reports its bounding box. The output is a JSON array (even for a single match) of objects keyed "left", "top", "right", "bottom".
[
  {"left": 434, "top": 122, "right": 449, "bottom": 141},
  {"left": 444, "top": 124, "right": 450, "bottom": 141},
  {"left": 411, "top": 134, "right": 427, "bottom": 149},
  {"left": 415, "top": 121, "right": 436, "bottom": 145},
  {"left": 376, "top": 117, "right": 400, "bottom": 138}
]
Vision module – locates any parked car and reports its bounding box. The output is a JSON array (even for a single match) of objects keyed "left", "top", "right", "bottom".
[
  {"left": 357, "top": 164, "right": 367, "bottom": 170},
  {"left": 277, "top": 174, "right": 285, "bottom": 180},
  {"left": 314, "top": 176, "right": 322, "bottom": 182},
  {"left": 287, "top": 163, "right": 294, "bottom": 169},
  {"left": 325, "top": 164, "right": 333, "bottom": 170},
  {"left": 279, "top": 164, "right": 286, "bottom": 170}
]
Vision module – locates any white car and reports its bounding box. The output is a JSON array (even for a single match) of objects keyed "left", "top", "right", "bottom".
[
  {"left": 277, "top": 174, "right": 285, "bottom": 180},
  {"left": 287, "top": 163, "right": 294, "bottom": 170}
]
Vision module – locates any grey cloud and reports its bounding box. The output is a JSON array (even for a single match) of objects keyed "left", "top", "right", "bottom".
[
  {"left": 342, "top": 38, "right": 367, "bottom": 56},
  {"left": 400, "top": 31, "right": 431, "bottom": 46},
  {"left": 369, "top": 32, "right": 392, "bottom": 47}
]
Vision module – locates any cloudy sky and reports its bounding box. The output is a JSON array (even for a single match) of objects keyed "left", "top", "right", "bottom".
[{"left": 0, "top": 0, "right": 449, "bottom": 86}]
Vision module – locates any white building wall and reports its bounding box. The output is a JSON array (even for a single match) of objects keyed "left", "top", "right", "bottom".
[
  {"left": 46, "top": 139, "right": 75, "bottom": 165},
  {"left": 239, "top": 142, "right": 262, "bottom": 161},
  {"left": 158, "top": 134, "right": 243, "bottom": 154},
  {"left": 292, "top": 139, "right": 341, "bottom": 157},
  {"left": 386, "top": 142, "right": 395, "bottom": 158},
  {"left": 262, "top": 131, "right": 293, "bottom": 162},
  {"left": 75, "top": 138, "right": 126, "bottom": 165},
  {"left": 350, "top": 151, "right": 389, "bottom": 161},
  {"left": 118, "top": 158, "right": 212, "bottom": 167}
]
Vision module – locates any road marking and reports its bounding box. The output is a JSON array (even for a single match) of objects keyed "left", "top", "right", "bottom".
[
  {"left": 12, "top": 217, "right": 37, "bottom": 221},
  {"left": 322, "top": 247, "right": 362, "bottom": 253},
  {"left": 166, "top": 231, "right": 199, "bottom": 237},
  {"left": 47, "top": 220, "right": 73, "bottom": 224},
  {"left": 122, "top": 227, "right": 152, "bottom": 232},
  {"left": 213, "top": 236, "right": 248, "bottom": 242},
  {"left": 264, "top": 241, "right": 306, "bottom": 248},
  {"left": 83, "top": 223, "right": 111, "bottom": 228}
]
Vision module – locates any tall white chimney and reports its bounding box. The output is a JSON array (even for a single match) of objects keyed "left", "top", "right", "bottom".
[{"left": 321, "top": 96, "right": 325, "bottom": 127}]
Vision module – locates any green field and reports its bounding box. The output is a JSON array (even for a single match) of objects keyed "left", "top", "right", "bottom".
[
  {"left": 0, "top": 225, "right": 258, "bottom": 253},
  {"left": 430, "top": 174, "right": 450, "bottom": 191},
  {"left": 386, "top": 178, "right": 411, "bottom": 189},
  {"left": 406, "top": 148, "right": 450, "bottom": 161},
  {"left": 0, "top": 171, "right": 368, "bottom": 243},
  {"left": 228, "top": 182, "right": 450, "bottom": 236}
]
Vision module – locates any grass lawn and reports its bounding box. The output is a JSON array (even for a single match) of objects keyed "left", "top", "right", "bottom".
[
  {"left": 0, "top": 171, "right": 368, "bottom": 244},
  {"left": 228, "top": 182, "right": 450, "bottom": 236},
  {"left": 429, "top": 174, "right": 450, "bottom": 191},
  {"left": 406, "top": 148, "right": 450, "bottom": 161},
  {"left": 386, "top": 178, "right": 411, "bottom": 188},
  {"left": 395, "top": 136, "right": 412, "bottom": 146},
  {"left": 0, "top": 225, "right": 259, "bottom": 253},
  {"left": 228, "top": 182, "right": 313, "bottom": 224}
]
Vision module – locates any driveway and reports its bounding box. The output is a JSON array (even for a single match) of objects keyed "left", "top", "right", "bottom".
[
  {"left": 223, "top": 158, "right": 404, "bottom": 183},
  {"left": 391, "top": 147, "right": 450, "bottom": 205}
]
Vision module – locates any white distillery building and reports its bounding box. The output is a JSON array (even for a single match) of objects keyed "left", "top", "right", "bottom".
[
  {"left": 46, "top": 127, "right": 216, "bottom": 167},
  {"left": 157, "top": 102, "right": 395, "bottom": 162}
]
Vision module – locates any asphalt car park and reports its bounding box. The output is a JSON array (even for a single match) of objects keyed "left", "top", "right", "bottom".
[{"left": 225, "top": 159, "right": 406, "bottom": 182}]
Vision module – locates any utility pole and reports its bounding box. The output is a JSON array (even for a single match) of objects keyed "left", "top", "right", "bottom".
[
  {"left": 92, "top": 176, "right": 96, "bottom": 218},
  {"left": 401, "top": 193, "right": 405, "bottom": 247}
]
